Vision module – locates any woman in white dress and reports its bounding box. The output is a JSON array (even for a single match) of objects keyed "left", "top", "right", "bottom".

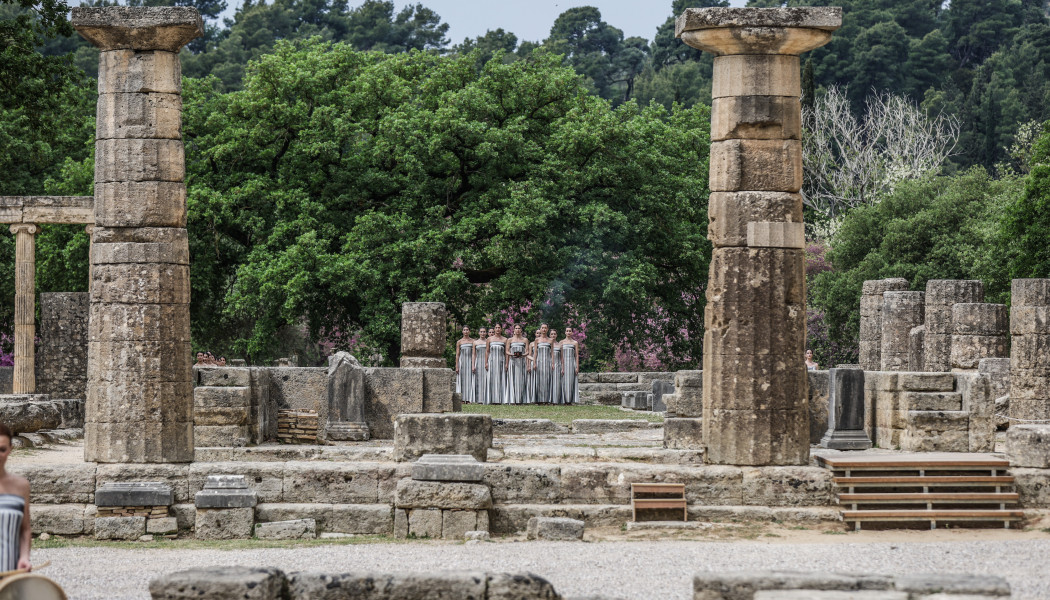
[
  {"left": 506, "top": 324, "right": 529, "bottom": 405},
  {"left": 474, "top": 327, "right": 489, "bottom": 405},
  {"left": 549, "top": 329, "right": 562, "bottom": 405},
  {"left": 487, "top": 325, "right": 508, "bottom": 404},
  {"left": 454, "top": 326, "right": 475, "bottom": 404},
  {"left": 561, "top": 327, "right": 580, "bottom": 405},
  {"left": 533, "top": 327, "right": 554, "bottom": 405}
]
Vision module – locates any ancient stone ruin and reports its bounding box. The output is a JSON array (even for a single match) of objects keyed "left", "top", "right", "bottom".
[{"left": 678, "top": 6, "right": 842, "bottom": 465}]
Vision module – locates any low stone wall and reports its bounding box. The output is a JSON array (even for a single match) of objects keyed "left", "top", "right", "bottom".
[
  {"left": 578, "top": 372, "right": 674, "bottom": 406},
  {"left": 193, "top": 364, "right": 455, "bottom": 443},
  {"left": 0, "top": 395, "right": 82, "bottom": 432},
  {"left": 694, "top": 570, "right": 1009, "bottom": 599},
  {"left": 149, "top": 567, "right": 560, "bottom": 600}
]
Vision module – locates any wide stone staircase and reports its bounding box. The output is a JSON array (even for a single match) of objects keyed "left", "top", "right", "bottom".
[{"left": 816, "top": 454, "right": 1023, "bottom": 530}]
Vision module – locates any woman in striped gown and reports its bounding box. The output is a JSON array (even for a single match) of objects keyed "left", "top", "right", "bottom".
[
  {"left": 533, "top": 329, "right": 554, "bottom": 405},
  {"left": 0, "top": 423, "right": 31, "bottom": 571},
  {"left": 506, "top": 324, "right": 529, "bottom": 405},
  {"left": 487, "top": 325, "right": 508, "bottom": 404},
  {"left": 549, "top": 329, "right": 563, "bottom": 405},
  {"left": 474, "top": 327, "right": 489, "bottom": 405},
  {"left": 454, "top": 326, "right": 475, "bottom": 404},
  {"left": 561, "top": 327, "right": 580, "bottom": 405}
]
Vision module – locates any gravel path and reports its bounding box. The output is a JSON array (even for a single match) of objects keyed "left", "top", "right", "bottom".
[{"left": 35, "top": 538, "right": 1050, "bottom": 599}]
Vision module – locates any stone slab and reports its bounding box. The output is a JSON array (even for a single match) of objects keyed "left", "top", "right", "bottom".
[
  {"left": 526, "top": 516, "right": 584, "bottom": 541},
  {"left": 194, "top": 506, "right": 253, "bottom": 540},
  {"left": 411, "top": 454, "right": 485, "bottom": 482},
  {"left": 95, "top": 516, "right": 146, "bottom": 540},
  {"left": 255, "top": 518, "right": 315, "bottom": 540},
  {"left": 148, "top": 567, "right": 286, "bottom": 600},
  {"left": 95, "top": 481, "right": 173, "bottom": 507},
  {"left": 393, "top": 413, "right": 492, "bottom": 462}
]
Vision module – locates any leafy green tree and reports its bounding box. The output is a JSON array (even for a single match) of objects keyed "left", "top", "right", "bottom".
[
  {"left": 811, "top": 169, "right": 1021, "bottom": 356},
  {"left": 545, "top": 6, "right": 647, "bottom": 103},
  {"left": 451, "top": 28, "right": 518, "bottom": 66},
  {"left": 1002, "top": 120, "right": 1050, "bottom": 281},
  {"left": 345, "top": 0, "right": 448, "bottom": 53},
  {"left": 944, "top": 0, "right": 1024, "bottom": 67},
  {"left": 179, "top": 40, "right": 712, "bottom": 366}
]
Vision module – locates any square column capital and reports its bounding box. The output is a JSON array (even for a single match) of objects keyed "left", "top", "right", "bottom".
[
  {"left": 72, "top": 7, "right": 202, "bottom": 52},
  {"left": 677, "top": 7, "right": 841, "bottom": 56}
]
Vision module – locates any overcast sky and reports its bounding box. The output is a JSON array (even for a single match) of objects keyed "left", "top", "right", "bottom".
[{"left": 219, "top": 1, "right": 749, "bottom": 44}]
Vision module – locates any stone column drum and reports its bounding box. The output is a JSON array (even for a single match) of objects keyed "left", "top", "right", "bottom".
[
  {"left": 859, "top": 278, "right": 908, "bottom": 371},
  {"left": 924, "top": 280, "right": 983, "bottom": 373},
  {"left": 10, "top": 224, "right": 37, "bottom": 394},
  {"left": 1010, "top": 279, "right": 1050, "bottom": 423},
  {"left": 950, "top": 303, "right": 1007, "bottom": 371},
  {"left": 400, "top": 302, "right": 447, "bottom": 369},
  {"left": 677, "top": 7, "right": 841, "bottom": 465},
  {"left": 73, "top": 7, "right": 202, "bottom": 462},
  {"left": 880, "top": 291, "right": 924, "bottom": 372}
]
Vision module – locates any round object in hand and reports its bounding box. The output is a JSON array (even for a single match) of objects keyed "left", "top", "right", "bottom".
[{"left": 0, "top": 573, "right": 67, "bottom": 600}]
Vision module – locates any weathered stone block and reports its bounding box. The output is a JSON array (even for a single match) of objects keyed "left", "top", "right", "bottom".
[
  {"left": 807, "top": 370, "right": 829, "bottom": 445},
  {"left": 195, "top": 507, "right": 253, "bottom": 539},
  {"left": 95, "top": 516, "right": 146, "bottom": 540},
  {"left": 85, "top": 420, "right": 193, "bottom": 463},
  {"left": 87, "top": 380, "right": 192, "bottom": 422},
  {"left": 599, "top": 373, "right": 639, "bottom": 384},
  {"left": 393, "top": 413, "right": 492, "bottom": 462},
  {"left": 94, "top": 181, "right": 186, "bottom": 228},
  {"left": 571, "top": 419, "right": 650, "bottom": 434},
  {"left": 926, "top": 279, "right": 985, "bottom": 307},
  {"left": 147, "top": 516, "right": 178, "bottom": 535},
  {"left": 96, "top": 481, "right": 173, "bottom": 507},
  {"left": 483, "top": 464, "right": 562, "bottom": 504},
  {"left": 902, "top": 392, "right": 962, "bottom": 412},
  {"left": 703, "top": 408, "right": 809, "bottom": 466},
  {"left": 703, "top": 353, "right": 806, "bottom": 411},
  {"left": 280, "top": 462, "right": 382, "bottom": 504},
  {"left": 255, "top": 518, "right": 315, "bottom": 540},
  {"left": 196, "top": 367, "right": 251, "bottom": 388},
  {"left": 747, "top": 221, "right": 805, "bottom": 249},
  {"left": 951, "top": 335, "right": 1008, "bottom": 370},
  {"left": 148, "top": 566, "right": 286, "bottom": 600},
  {"left": 95, "top": 138, "right": 185, "bottom": 183},
  {"left": 711, "top": 54, "right": 801, "bottom": 98},
  {"left": 91, "top": 263, "right": 190, "bottom": 304},
  {"left": 92, "top": 240, "right": 189, "bottom": 266},
  {"left": 711, "top": 95, "right": 801, "bottom": 141},
  {"left": 899, "top": 372, "right": 954, "bottom": 392},
  {"left": 1011, "top": 305, "right": 1050, "bottom": 335},
  {"left": 441, "top": 510, "right": 480, "bottom": 540},
  {"left": 526, "top": 516, "right": 584, "bottom": 541},
  {"left": 741, "top": 467, "right": 833, "bottom": 506},
  {"left": 395, "top": 479, "right": 492, "bottom": 510},
  {"left": 97, "top": 92, "right": 181, "bottom": 140},
  {"left": 95, "top": 49, "right": 182, "bottom": 94},
  {"left": 400, "top": 302, "right": 446, "bottom": 360},
  {"left": 1012, "top": 278, "right": 1050, "bottom": 307},
  {"left": 710, "top": 139, "right": 802, "bottom": 193},
  {"left": 194, "top": 425, "right": 249, "bottom": 447},
  {"left": 287, "top": 572, "right": 492, "bottom": 599},
  {"left": 663, "top": 418, "right": 703, "bottom": 450},
  {"left": 421, "top": 367, "right": 454, "bottom": 413},
  {"left": 1007, "top": 425, "right": 1050, "bottom": 468},
  {"left": 407, "top": 508, "right": 442, "bottom": 538},
  {"left": 72, "top": 6, "right": 203, "bottom": 52},
  {"left": 881, "top": 292, "right": 925, "bottom": 372},
  {"left": 89, "top": 303, "right": 190, "bottom": 343},
  {"left": 953, "top": 303, "right": 1008, "bottom": 336},
  {"left": 411, "top": 454, "right": 484, "bottom": 482},
  {"left": 32, "top": 504, "right": 91, "bottom": 535},
  {"left": 1013, "top": 467, "right": 1050, "bottom": 507},
  {"left": 328, "top": 504, "right": 393, "bottom": 535},
  {"left": 362, "top": 367, "right": 424, "bottom": 439}
]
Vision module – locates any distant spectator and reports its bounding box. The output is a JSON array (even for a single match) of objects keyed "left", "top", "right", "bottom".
[{"left": 805, "top": 349, "right": 819, "bottom": 371}]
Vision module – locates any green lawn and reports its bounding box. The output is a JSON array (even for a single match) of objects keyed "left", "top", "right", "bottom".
[{"left": 461, "top": 403, "right": 662, "bottom": 425}]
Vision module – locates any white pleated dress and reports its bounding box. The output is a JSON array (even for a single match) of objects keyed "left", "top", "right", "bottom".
[
  {"left": 551, "top": 346, "right": 563, "bottom": 405},
  {"left": 488, "top": 341, "right": 508, "bottom": 405},
  {"left": 474, "top": 340, "right": 489, "bottom": 405},
  {"left": 534, "top": 342, "right": 554, "bottom": 404},
  {"left": 561, "top": 343, "right": 579, "bottom": 405},
  {"left": 507, "top": 341, "right": 528, "bottom": 405},
  {"left": 456, "top": 342, "right": 475, "bottom": 404},
  {"left": 0, "top": 493, "right": 24, "bottom": 570}
]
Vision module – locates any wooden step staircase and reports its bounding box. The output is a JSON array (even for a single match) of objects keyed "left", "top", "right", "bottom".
[
  {"left": 815, "top": 454, "right": 1024, "bottom": 531},
  {"left": 630, "top": 483, "right": 687, "bottom": 522}
]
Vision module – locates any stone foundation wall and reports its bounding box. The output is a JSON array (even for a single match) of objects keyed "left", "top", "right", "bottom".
[
  {"left": 193, "top": 364, "right": 455, "bottom": 444},
  {"left": 36, "top": 292, "right": 89, "bottom": 400},
  {"left": 866, "top": 371, "right": 993, "bottom": 452},
  {"left": 578, "top": 372, "right": 674, "bottom": 406}
]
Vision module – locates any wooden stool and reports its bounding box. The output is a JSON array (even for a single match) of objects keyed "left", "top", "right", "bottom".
[{"left": 630, "top": 483, "right": 687, "bottom": 522}]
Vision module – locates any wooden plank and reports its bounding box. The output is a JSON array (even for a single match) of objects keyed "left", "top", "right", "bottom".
[
  {"left": 834, "top": 476, "right": 1013, "bottom": 486},
  {"left": 843, "top": 510, "right": 1024, "bottom": 519},
  {"left": 632, "top": 499, "right": 687, "bottom": 509},
  {"left": 816, "top": 454, "right": 1009, "bottom": 469},
  {"left": 839, "top": 493, "right": 1018, "bottom": 503}
]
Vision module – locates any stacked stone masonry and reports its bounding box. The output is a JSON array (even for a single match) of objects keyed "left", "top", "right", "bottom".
[
  {"left": 950, "top": 303, "right": 1008, "bottom": 370},
  {"left": 868, "top": 371, "right": 994, "bottom": 452},
  {"left": 859, "top": 278, "right": 908, "bottom": 371},
  {"left": 924, "top": 279, "right": 983, "bottom": 373},
  {"left": 678, "top": 7, "right": 840, "bottom": 466},
  {"left": 1010, "top": 279, "right": 1050, "bottom": 423},
  {"left": 36, "top": 292, "right": 89, "bottom": 400},
  {"left": 73, "top": 6, "right": 203, "bottom": 463},
  {"left": 578, "top": 371, "right": 673, "bottom": 407},
  {"left": 880, "top": 291, "right": 924, "bottom": 372},
  {"left": 399, "top": 302, "right": 447, "bottom": 369}
]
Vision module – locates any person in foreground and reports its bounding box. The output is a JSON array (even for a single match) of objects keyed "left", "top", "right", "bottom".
[{"left": 0, "top": 423, "right": 31, "bottom": 572}]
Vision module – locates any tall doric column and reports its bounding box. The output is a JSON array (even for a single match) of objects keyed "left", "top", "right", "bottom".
[
  {"left": 73, "top": 7, "right": 201, "bottom": 462},
  {"left": 677, "top": 7, "right": 841, "bottom": 465},
  {"left": 10, "top": 224, "right": 37, "bottom": 394}
]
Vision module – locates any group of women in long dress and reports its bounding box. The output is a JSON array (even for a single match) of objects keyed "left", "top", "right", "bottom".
[{"left": 454, "top": 323, "right": 579, "bottom": 405}]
